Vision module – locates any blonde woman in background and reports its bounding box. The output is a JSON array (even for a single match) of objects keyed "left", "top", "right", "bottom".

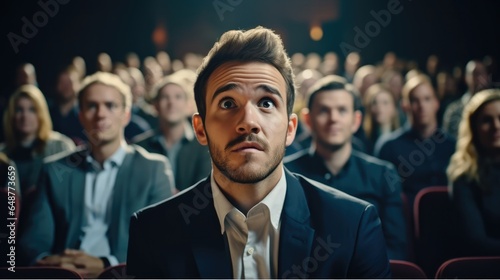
[
  {"left": 1, "top": 85, "right": 75, "bottom": 194},
  {"left": 363, "top": 83, "right": 400, "bottom": 154},
  {"left": 447, "top": 88, "right": 500, "bottom": 256}
]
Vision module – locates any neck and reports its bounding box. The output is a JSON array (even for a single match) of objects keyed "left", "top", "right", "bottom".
[
  {"left": 315, "top": 141, "right": 351, "bottom": 175},
  {"left": 89, "top": 139, "right": 123, "bottom": 165},
  {"left": 379, "top": 123, "right": 393, "bottom": 134},
  {"left": 412, "top": 121, "right": 437, "bottom": 139},
  {"left": 213, "top": 164, "right": 283, "bottom": 214},
  {"left": 160, "top": 120, "right": 185, "bottom": 149},
  {"left": 19, "top": 133, "right": 37, "bottom": 147}
]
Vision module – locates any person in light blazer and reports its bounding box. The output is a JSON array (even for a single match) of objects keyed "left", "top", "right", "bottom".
[{"left": 19, "top": 72, "right": 174, "bottom": 279}]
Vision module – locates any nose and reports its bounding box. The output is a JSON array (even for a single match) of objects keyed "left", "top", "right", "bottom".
[
  {"left": 236, "top": 103, "right": 261, "bottom": 134},
  {"left": 328, "top": 109, "right": 340, "bottom": 123},
  {"left": 96, "top": 104, "right": 108, "bottom": 118}
]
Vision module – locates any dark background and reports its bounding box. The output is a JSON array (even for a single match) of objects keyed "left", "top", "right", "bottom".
[{"left": 1, "top": 0, "right": 499, "bottom": 98}]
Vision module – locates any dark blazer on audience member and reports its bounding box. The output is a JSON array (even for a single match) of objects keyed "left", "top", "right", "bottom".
[
  {"left": 134, "top": 125, "right": 211, "bottom": 191},
  {"left": 284, "top": 149, "right": 408, "bottom": 260},
  {"left": 127, "top": 169, "right": 391, "bottom": 279},
  {"left": 19, "top": 145, "right": 174, "bottom": 265}
]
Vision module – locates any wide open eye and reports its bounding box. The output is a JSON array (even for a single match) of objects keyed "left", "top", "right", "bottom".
[
  {"left": 219, "top": 98, "right": 237, "bottom": 109},
  {"left": 258, "top": 98, "right": 276, "bottom": 109}
]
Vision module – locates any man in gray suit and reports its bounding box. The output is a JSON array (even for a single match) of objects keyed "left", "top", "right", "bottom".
[
  {"left": 19, "top": 72, "right": 174, "bottom": 278},
  {"left": 134, "top": 74, "right": 211, "bottom": 191}
]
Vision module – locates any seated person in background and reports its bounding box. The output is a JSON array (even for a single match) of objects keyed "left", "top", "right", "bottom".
[
  {"left": 443, "top": 60, "right": 489, "bottom": 138},
  {"left": 363, "top": 83, "right": 400, "bottom": 155},
  {"left": 447, "top": 89, "right": 500, "bottom": 256},
  {"left": 134, "top": 75, "right": 211, "bottom": 191},
  {"left": 49, "top": 66, "right": 86, "bottom": 145},
  {"left": 1, "top": 85, "right": 75, "bottom": 195},
  {"left": 19, "top": 72, "right": 175, "bottom": 279},
  {"left": 375, "top": 74, "right": 456, "bottom": 211},
  {"left": 285, "top": 75, "right": 407, "bottom": 260},
  {"left": 127, "top": 26, "right": 390, "bottom": 279}
]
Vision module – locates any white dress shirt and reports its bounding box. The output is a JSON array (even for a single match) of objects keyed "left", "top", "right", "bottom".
[
  {"left": 79, "top": 143, "right": 127, "bottom": 266},
  {"left": 211, "top": 168, "right": 287, "bottom": 279}
]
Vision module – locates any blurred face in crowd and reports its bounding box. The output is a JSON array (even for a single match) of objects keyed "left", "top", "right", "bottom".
[
  {"left": 475, "top": 100, "right": 500, "bottom": 153},
  {"left": 155, "top": 83, "right": 188, "bottom": 125},
  {"left": 408, "top": 83, "right": 439, "bottom": 127},
  {"left": 57, "top": 71, "right": 80, "bottom": 102},
  {"left": 305, "top": 89, "right": 361, "bottom": 151},
  {"left": 14, "top": 97, "right": 39, "bottom": 138},
  {"left": 466, "top": 61, "right": 489, "bottom": 94},
  {"left": 192, "top": 61, "right": 297, "bottom": 184},
  {"left": 370, "top": 91, "right": 397, "bottom": 127},
  {"left": 79, "top": 83, "right": 130, "bottom": 146}
]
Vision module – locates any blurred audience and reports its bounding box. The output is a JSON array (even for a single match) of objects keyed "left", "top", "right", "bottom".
[
  {"left": 285, "top": 75, "right": 408, "bottom": 260},
  {"left": 134, "top": 74, "right": 211, "bottom": 191},
  {"left": 443, "top": 60, "right": 490, "bottom": 138},
  {"left": 18, "top": 72, "right": 174, "bottom": 278},
  {"left": 363, "top": 83, "right": 400, "bottom": 154},
  {"left": 1, "top": 85, "right": 75, "bottom": 195},
  {"left": 447, "top": 89, "right": 500, "bottom": 256},
  {"left": 49, "top": 67, "right": 86, "bottom": 145},
  {"left": 375, "top": 74, "right": 456, "bottom": 210}
]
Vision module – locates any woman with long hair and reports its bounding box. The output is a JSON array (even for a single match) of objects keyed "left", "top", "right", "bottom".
[
  {"left": 363, "top": 83, "right": 400, "bottom": 154},
  {"left": 1, "top": 85, "right": 75, "bottom": 194},
  {"left": 447, "top": 88, "right": 500, "bottom": 255}
]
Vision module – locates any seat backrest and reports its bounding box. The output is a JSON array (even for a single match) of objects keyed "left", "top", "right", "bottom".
[
  {"left": 435, "top": 256, "right": 500, "bottom": 279},
  {"left": 0, "top": 266, "right": 83, "bottom": 279},
  {"left": 97, "top": 263, "right": 131, "bottom": 279},
  {"left": 413, "top": 186, "right": 461, "bottom": 277},
  {"left": 390, "top": 260, "right": 427, "bottom": 279}
]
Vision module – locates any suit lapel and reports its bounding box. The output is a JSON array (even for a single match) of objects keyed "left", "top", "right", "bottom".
[
  {"left": 278, "top": 170, "right": 315, "bottom": 278},
  {"left": 186, "top": 180, "right": 232, "bottom": 278},
  {"left": 108, "top": 145, "right": 134, "bottom": 251},
  {"left": 67, "top": 150, "right": 89, "bottom": 248}
]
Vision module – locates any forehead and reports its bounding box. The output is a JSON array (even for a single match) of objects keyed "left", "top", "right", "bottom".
[
  {"left": 206, "top": 61, "right": 287, "bottom": 100},
  {"left": 159, "top": 83, "right": 185, "bottom": 96},
  {"left": 82, "top": 83, "right": 122, "bottom": 102},
  {"left": 478, "top": 100, "right": 500, "bottom": 115},
  {"left": 312, "top": 89, "right": 353, "bottom": 107},
  {"left": 410, "top": 83, "right": 435, "bottom": 99}
]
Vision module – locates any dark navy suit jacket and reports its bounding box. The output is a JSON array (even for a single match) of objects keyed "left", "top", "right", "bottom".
[{"left": 127, "top": 169, "right": 391, "bottom": 278}]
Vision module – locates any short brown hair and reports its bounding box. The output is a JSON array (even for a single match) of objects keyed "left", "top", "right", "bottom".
[{"left": 194, "top": 26, "right": 295, "bottom": 121}]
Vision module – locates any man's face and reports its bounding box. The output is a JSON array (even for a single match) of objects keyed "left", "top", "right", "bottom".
[
  {"left": 192, "top": 61, "right": 297, "bottom": 184},
  {"left": 79, "top": 83, "right": 130, "bottom": 146},
  {"left": 409, "top": 83, "right": 439, "bottom": 127},
  {"left": 57, "top": 72, "right": 79, "bottom": 102},
  {"left": 155, "top": 84, "right": 188, "bottom": 125},
  {"left": 475, "top": 100, "right": 500, "bottom": 153},
  {"left": 466, "top": 62, "right": 489, "bottom": 94},
  {"left": 305, "top": 89, "right": 361, "bottom": 151}
]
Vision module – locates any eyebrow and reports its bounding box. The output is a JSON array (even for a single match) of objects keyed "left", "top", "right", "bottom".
[{"left": 211, "top": 83, "right": 284, "bottom": 103}]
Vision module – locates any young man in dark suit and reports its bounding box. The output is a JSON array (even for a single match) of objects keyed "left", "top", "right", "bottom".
[
  {"left": 19, "top": 72, "right": 174, "bottom": 278},
  {"left": 127, "top": 26, "right": 391, "bottom": 278}
]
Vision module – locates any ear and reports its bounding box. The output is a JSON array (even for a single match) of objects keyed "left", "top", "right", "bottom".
[
  {"left": 192, "top": 113, "right": 208, "bottom": 146},
  {"left": 301, "top": 107, "right": 311, "bottom": 130},
  {"left": 285, "top": 113, "right": 298, "bottom": 146},
  {"left": 352, "top": 110, "right": 362, "bottom": 133},
  {"left": 153, "top": 100, "right": 160, "bottom": 114},
  {"left": 122, "top": 109, "right": 131, "bottom": 127}
]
